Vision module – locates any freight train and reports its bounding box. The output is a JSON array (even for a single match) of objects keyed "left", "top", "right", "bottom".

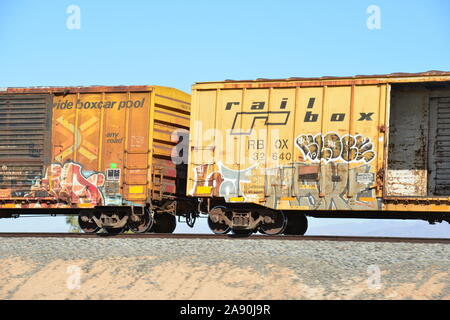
[{"left": 1, "top": 71, "right": 450, "bottom": 235}]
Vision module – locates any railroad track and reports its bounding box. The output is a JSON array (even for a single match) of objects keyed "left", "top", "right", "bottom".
[{"left": 0, "top": 232, "right": 448, "bottom": 244}]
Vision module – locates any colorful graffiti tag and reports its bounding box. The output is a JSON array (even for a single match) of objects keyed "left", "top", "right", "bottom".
[
  {"left": 265, "top": 162, "right": 379, "bottom": 210},
  {"left": 295, "top": 132, "right": 376, "bottom": 163},
  {"left": 216, "top": 162, "right": 257, "bottom": 198},
  {"left": 190, "top": 131, "right": 380, "bottom": 210},
  {"left": 190, "top": 162, "right": 257, "bottom": 200},
  {"left": 30, "top": 162, "right": 105, "bottom": 204}
]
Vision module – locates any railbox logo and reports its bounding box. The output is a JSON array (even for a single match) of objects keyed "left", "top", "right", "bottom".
[
  {"left": 226, "top": 99, "right": 290, "bottom": 135},
  {"left": 225, "top": 97, "right": 374, "bottom": 135}
]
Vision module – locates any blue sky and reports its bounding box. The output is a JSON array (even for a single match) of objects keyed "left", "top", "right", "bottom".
[
  {"left": 1, "top": 0, "right": 449, "bottom": 93},
  {"left": 0, "top": 0, "right": 449, "bottom": 235}
]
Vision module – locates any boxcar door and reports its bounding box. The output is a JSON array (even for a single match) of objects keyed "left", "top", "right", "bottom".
[
  {"left": 428, "top": 97, "right": 450, "bottom": 195},
  {"left": 123, "top": 92, "right": 152, "bottom": 205}
]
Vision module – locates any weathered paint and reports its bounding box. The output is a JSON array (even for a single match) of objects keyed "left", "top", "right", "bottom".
[
  {"left": 386, "top": 85, "right": 429, "bottom": 196},
  {"left": 188, "top": 72, "right": 450, "bottom": 213},
  {"left": 0, "top": 94, "right": 52, "bottom": 197},
  {"left": 0, "top": 86, "right": 190, "bottom": 208},
  {"left": 387, "top": 84, "right": 450, "bottom": 198},
  {"left": 429, "top": 97, "right": 450, "bottom": 195}
]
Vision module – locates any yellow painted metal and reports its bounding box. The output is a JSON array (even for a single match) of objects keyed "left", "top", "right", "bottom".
[
  {"left": 73, "top": 93, "right": 80, "bottom": 162},
  {"left": 78, "top": 203, "right": 95, "bottom": 208},
  {"left": 187, "top": 73, "right": 450, "bottom": 213},
  {"left": 97, "top": 93, "right": 105, "bottom": 171},
  {"left": 196, "top": 186, "right": 212, "bottom": 194},
  {"left": 147, "top": 89, "right": 157, "bottom": 199},
  {"left": 49, "top": 85, "right": 190, "bottom": 207},
  {"left": 129, "top": 185, "right": 144, "bottom": 194}
]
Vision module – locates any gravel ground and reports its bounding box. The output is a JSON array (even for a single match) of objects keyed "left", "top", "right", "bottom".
[{"left": 0, "top": 237, "right": 448, "bottom": 300}]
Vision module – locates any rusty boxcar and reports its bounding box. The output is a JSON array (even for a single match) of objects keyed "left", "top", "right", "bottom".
[
  {"left": 0, "top": 85, "right": 193, "bottom": 233},
  {"left": 188, "top": 71, "right": 450, "bottom": 235}
]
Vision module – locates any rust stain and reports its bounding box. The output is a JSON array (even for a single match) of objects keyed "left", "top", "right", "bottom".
[{"left": 2, "top": 86, "right": 153, "bottom": 95}]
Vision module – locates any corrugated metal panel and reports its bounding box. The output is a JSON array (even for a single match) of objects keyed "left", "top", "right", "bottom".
[
  {"left": 150, "top": 89, "right": 191, "bottom": 198},
  {"left": 0, "top": 94, "right": 51, "bottom": 195},
  {"left": 434, "top": 98, "right": 450, "bottom": 195}
]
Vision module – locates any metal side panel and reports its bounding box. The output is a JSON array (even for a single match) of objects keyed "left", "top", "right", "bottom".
[
  {"left": 429, "top": 97, "right": 450, "bottom": 195},
  {"left": 0, "top": 94, "right": 52, "bottom": 197},
  {"left": 386, "top": 87, "right": 429, "bottom": 196}
]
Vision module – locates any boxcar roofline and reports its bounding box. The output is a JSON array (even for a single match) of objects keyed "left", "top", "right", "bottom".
[{"left": 194, "top": 70, "right": 450, "bottom": 86}]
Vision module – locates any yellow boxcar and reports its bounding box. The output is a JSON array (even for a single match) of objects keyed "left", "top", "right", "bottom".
[
  {"left": 0, "top": 85, "right": 191, "bottom": 233},
  {"left": 187, "top": 71, "right": 450, "bottom": 235}
]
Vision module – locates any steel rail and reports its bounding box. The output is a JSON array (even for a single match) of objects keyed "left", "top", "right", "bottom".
[{"left": 0, "top": 233, "right": 448, "bottom": 244}]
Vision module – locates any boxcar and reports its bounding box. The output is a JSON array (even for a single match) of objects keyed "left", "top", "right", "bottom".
[
  {"left": 0, "top": 85, "right": 192, "bottom": 233},
  {"left": 187, "top": 71, "right": 450, "bottom": 235}
]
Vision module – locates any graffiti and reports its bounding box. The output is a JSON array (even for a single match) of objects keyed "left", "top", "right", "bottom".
[
  {"left": 216, "top": 162, "right": 257, "bottom": 197},
  {"left": 30, "top": 162, "right": 105, "bottom": 204},
  {"left": 191, "top": 162, "right": 257, "bottom": 200},
  {"left": 191, "top": 160, "right": 379, "bottom": 211},
  {"left": 265, "top": 162, "right": 380, "bottom": 210},
  {"left": 189, "top": 131, "right": 380, "bottom": 210},
  {"left": 295, "top": 132, "right": 376, "bottom": 163},
  {"left": 190, "top": 164, "right": 212, "bottom": 196}
]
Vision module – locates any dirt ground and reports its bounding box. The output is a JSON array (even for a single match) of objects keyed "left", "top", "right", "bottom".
[{"left": 1, "top": 256, "right": 448, "bottom": 300}]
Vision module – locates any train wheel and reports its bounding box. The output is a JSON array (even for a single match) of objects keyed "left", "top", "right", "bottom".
[
  {"left": 78, "top": 213, "right": 99, "bottom": 234},
  {"left": 259, "top": 211, "right": 287, "bottom": 235},
  {"left": 128, "top": 208, "right": 153, "bottom": 233},
  {"left": 150, "top": 212, "right": 176, "bottom": 233},
  {"left": 208, "top": 215, "right": 231, "bottom": 234},
  {"left": 208, "top": 206, "right": 231, "bottom": 234},
  {"left": 231, "top": 229, "right": 254, "bottom": 236},
  {"left": 283, "top": 213, "right": 308, "bottom": 235}
]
